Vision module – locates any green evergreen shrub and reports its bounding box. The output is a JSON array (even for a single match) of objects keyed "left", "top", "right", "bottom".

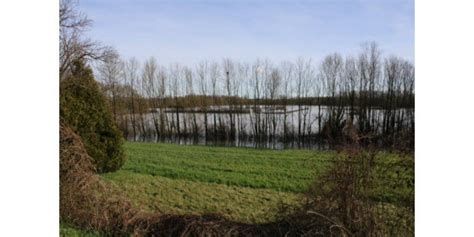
[{"left": 60, "top": 60, "right": 126, "bottom": 173}]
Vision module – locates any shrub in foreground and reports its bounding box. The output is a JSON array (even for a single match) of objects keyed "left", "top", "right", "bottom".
[
  {"left": 288, "top": 146, "right": 414, "bottom": 236},
  {"left": 60, "top": 60, "right": 126, "bottom": 173}
]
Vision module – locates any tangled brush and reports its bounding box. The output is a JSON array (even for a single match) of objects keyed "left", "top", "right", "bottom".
[{"left": 60, "top": 121, "right": 147, "bottom": 235}]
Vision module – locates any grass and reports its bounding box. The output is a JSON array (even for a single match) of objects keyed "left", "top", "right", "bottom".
[
  {"left": 100, "top": 142, "right": 331, "bottom": 224},
  {"left": 101, "top": 142, "right": 412, "bottom": 221},
  {"left": 112, "top": 142, "right": 334, "bottom": 193},
  {"left": 60, "top": 223, "right": 100, "bottom": 237},
  {"left": 62, "top": 142, "right": 412, "bottom": 236},
  {"left": 103, "top": 171, "right": 301, "bottom": 223}
]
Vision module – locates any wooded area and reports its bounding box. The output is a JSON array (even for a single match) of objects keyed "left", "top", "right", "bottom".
[{"left": 97, "top": 45, "right": 414, "bottom": 150}]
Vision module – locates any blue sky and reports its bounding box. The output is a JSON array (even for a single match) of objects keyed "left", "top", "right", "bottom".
[{"left": 81, "top": 0, "right": 413, "bottom": 65}]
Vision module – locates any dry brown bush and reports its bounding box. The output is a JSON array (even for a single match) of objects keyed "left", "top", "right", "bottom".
[
  {"left": 60, "top": 120, "right": 147, "bottom": 236},
  {"left": 282, "top": 146, "right": 414, "bottom": 237}
]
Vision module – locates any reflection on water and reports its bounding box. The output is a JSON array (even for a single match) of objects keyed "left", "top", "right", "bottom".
[
  {"left": 127, "top": 134, "right": 329, "bottom": 150},
  {"left": 121, "top": 105, "right": 413, "bottom": 150}
]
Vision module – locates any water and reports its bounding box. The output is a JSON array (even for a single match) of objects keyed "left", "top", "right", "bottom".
[{"left": 121, "top": 105, "right": 413, "bottom": 150}]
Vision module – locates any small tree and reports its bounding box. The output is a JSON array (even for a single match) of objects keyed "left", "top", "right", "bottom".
[{"left": 60, "top": 59, "right": 126, "bottom": 173}]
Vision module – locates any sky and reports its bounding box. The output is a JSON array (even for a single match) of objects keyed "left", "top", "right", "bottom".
[{"left": 81, "top": 0, "right": 414, "bottom": 66}]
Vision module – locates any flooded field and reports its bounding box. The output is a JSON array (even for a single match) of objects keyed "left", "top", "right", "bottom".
[{"left": 120, "top": 105, "right": 414, "bottom": 149}]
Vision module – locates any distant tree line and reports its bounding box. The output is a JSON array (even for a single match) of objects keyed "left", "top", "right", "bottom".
[{"left": 96, "top": 43, "right": 414, "bottom": 150}]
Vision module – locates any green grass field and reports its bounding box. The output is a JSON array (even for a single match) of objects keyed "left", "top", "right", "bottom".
[
  {"left": 62, "top": 142, "right": 413, "bottom": 235},
  {"left": 102, "top": 142, "right": 334, "bottom": 223},
  {"left": 99, "top": 142, "right": 412, "bottom": 222},
  {"left": 109, "top": 142, "right": 334, "bottom": 192}
]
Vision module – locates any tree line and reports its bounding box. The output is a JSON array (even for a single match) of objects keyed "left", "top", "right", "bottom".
[{"left": 96, "top": 43, "right": 414, "bottom": 150}]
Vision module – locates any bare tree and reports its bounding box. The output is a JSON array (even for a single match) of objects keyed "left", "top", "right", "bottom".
[
  {"left": 157, "top": 65, "right": 168, "bottom": 136},
  {"left": 197, "top": 61, "right": 209, "bottom": 139},
  {"left": 295, "top": 58, "right": 313, "bottom": 141},
  {"left": 319, "top": 53, "right": 344, "bottom": 143},
  {"left": 60, "top": 0, "right": 108, "bottom": 79},
  {"left": 209, "top": 62, "right": 220, "bottom": 138},
  {"left": 142, "top": 57, "right": 160, "bottom": 139},
  {"left": 237, "top": 62, "right": 251, "bottom": 138},
  {"left": 251, "top": 60, "right": 264, "bottom": 139},
  {"left": 97, "top": 48, "right": 123, "bottom": 121},
  {"left": 184, "top": 67, "right": 199, "bottom": 137},
  {"left": 362, "top": 42, "right": 381, "bottom": 133},
  {"left": 401, "top": 60, "right": 415, "bottom": 140},
  {"left": 169, "top": 64, "right": 182, "bottom": 137},
  {"left": 267, "top": 68, "right": 281, "bottom": 139},
  {"left": 280, "top": 61, "right": 294, "bottom": 139},
  {"left": 344, "top": 56, "right": 358, "bottom": 121},
  {"left": 124, "top": 58, "right": 140, "bottom": 141},
  {"left": 223, "top": 59, "right": 236, "bottom": 139}
]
